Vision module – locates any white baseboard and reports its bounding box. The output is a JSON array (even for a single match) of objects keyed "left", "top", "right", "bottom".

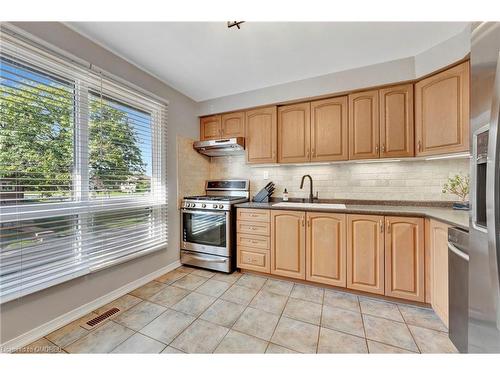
[{"left": 1, "top": 259, "right": 181, "bottom": 352}]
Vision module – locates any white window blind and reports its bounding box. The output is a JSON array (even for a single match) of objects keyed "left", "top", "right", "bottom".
[{"left": 0, "top": 26, "right": 168, "bottom": 304}]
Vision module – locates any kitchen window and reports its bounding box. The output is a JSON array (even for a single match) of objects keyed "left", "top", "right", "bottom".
[{"left": 0, "top": 27, "right": 168, "bottom": 303}]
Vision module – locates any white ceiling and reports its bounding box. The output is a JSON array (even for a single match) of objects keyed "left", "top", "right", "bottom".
[{"left": 67, "top": 22, "right": 469, "bottom": 102}]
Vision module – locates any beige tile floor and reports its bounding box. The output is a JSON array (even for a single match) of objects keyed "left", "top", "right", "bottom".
[{"left": 18, "top": 265, "right": 457, "bottom": 354}]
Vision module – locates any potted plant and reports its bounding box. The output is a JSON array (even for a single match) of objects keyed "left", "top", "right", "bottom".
[{"left": 442, "top": 174, "right": 470, "bottom": 210}]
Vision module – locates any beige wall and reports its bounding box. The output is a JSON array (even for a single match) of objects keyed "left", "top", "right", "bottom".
[
  {"left": 197, "top": 26, "right": 471, "bottom": 116},
  {"left": 0, "top": 22, "right": 199, "bottom": 344},
  {"left": 210, "top": 155, "right": 470, "bottom": 202}
]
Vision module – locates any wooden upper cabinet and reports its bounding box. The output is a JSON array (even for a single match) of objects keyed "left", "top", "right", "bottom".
[
  {"left": 349, "top": 90, "right": 380, "bottom": 160},
  {"left": 271, "top": 210, "right": 306, "bottom": 279},
  {"left": 384, "top": 216, "right": 425, "bottom": 302},
  {"left": 200, "top": 115, "right": 221, "bottom": 140},
  {"left": 278, "top": 103, "right": 311, "bottom": 163},
  {"left": 245, "top": 106, "right": 278, "bottom": 164},
  {"left": 221, "top": 112, "right": 245, "bottom": 138},
  {"left": 347, "top": 214, "right": 385, "bottom": 295},
  {"left": 429, "top": 219, "right": 450, "bottom": 327},
  {"left": 379, "top": 84, "right": 414, "bottom": 158},
  {"left": 310, "top": 97, "right": 348, "bottom": 161},
  {"left": 415, "top": 61, "right": 470, "bottom": 156},
  {"left": 306, "top": 212, "right": 346, "bottom": 287}
]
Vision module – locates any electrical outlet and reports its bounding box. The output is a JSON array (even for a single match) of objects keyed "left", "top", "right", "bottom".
[{"left": 263, "top": 170, "right": 269, "bottom": 180}]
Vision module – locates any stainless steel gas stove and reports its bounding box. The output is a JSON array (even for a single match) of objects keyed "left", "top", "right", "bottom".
[{"left": 180, "top": 179, "right": 249, "bottom": 273}]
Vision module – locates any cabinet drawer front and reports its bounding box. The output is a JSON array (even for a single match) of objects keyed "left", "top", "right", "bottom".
[
  {"left": 237, "top": 247, "right": 270, "bottom": 273},
  {"left": 237, "top": 209, "right": 270, "bottom": 222},
  {"left": 237, "top": 233, "right": 270, "bottom": 249},
  {"left": 237, "top": 220, "right": 270, "bottom": 236}
]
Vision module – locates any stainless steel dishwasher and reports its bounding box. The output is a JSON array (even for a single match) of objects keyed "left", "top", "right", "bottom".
[{"left": 448, "top": 226, "right": 470, "bottom": 353}]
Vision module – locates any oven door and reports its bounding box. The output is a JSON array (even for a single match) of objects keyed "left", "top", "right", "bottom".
[{"left": 181, "top": 209, "right": 230, "bottom": 257}]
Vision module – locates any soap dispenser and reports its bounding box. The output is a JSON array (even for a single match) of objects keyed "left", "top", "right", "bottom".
[{"left": 283, "top": 188, "right": 289, "bottom": 201}]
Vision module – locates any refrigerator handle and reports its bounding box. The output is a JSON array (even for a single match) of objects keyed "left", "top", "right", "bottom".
[{"left": 486, "top": 51, "right": 500, "bottom": 292}]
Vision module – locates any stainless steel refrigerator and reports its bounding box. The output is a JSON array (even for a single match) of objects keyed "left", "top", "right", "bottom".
[{"left": 469, "top": 22, "right": 500, "bottom": 353}]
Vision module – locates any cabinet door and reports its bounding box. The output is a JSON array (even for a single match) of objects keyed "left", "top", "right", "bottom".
[
  {"left": 379, "top": 84, "right": 414, "bottom": 158},
  {"left": 200, "top": 115, "right": 221, "bottom": 140},
  {"left": 271, "top": 210, "right": 306, "bottom": 279},
  {"left": 415, "top": 61, "right": 470, "bottom": 156},
  {"left": 245, "top": 106, "right": 278, "bottom": 164},
  {"left": 306, "top": 212, "right": 346, "bottom": 287},
  {"left": 429, "top": 219, "right": 450, "bottom": 327},
  {"left": 347, "top": 214, "right": 385, "bottom": 295},
  {"left": 310, "top": 97, "right": 348, "bottom": 162},
  {"left": 384, "top": 217, "right": 425, "bottom": 301},
  {"left": 221, "top": 112, "right": 245, "bottom": 138},
  {"left": 348, "top": 90, "right": 380, "bottom": 160},
  {"left": 278, "top": 102, "right": 311, "bottom": 163}
]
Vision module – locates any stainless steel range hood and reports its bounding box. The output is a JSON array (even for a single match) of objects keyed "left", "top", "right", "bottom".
[{"left": 193, "top": 137, "right": 245, "bottom": 157}]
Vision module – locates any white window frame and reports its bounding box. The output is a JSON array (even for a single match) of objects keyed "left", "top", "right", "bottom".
[{"left": 0, "top": 25, "right": 168, "bottom": 303}]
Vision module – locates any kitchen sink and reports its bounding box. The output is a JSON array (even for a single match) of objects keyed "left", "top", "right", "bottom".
[{"left": 272, "top": 202, "right": 347, "bottom": 209}]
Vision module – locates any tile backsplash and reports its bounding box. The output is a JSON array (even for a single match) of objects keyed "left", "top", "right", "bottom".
[
  {"left": 209, "top": 155, "right": 470, "bottom": 202},
  {"left": 177, "top": 136, "right": 210, "bottom": 206}
]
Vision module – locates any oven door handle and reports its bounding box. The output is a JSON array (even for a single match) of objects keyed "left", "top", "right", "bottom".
[
  {"left": 184, "top": 254, "right": 228, "bottom": 263},
  {"left": 448, "top": 242, "right": 470, "bottom": 261},
  {"left": 181, "top": 209, "right": 228, "bottom": 216}
]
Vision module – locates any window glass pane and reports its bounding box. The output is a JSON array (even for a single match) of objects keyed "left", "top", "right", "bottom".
[
  {"left": 0, "top": 57, "right": 74, "bottom": 205},
  {"left": 88, "top": 92, "right": 153, "bottom": 198}
]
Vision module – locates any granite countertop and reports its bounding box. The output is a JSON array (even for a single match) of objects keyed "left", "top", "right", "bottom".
[{"left": 235, "top": 201, "right": 469, "bottom": 231}]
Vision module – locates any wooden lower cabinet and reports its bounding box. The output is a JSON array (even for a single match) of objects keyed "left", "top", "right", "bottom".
[
  {"left": 428, "top": 219, "right": 450, "bottom": 327},
  {"left": 238, "top": 246, "right": 270, "bottom": 273},
  {"left": 306, "top": 212, "right": 346, "bottom": 287},
  {"left": 237, "top": 208, "right": 440, "bottom": 305},
  {"left": 270, "top": 210, "right": 306, "bottom": 279},
  {"left": 384, "top": 216, "right": 425, "bottom": 302},
  {"left": 236, "top": 208, "right": 271, "bottom": 274},
  {"left": 347, "top": 214, "right": 385, "bottom": 295}
]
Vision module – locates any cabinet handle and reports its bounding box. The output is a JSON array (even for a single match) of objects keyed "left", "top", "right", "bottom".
[
  {"left": 386, "top": 220, "right": 391, "bottom": 233},
  {"left": 307, "top": 149, "right": 310, "bottom": 158},
  {"left": 307, "top": 218, "right": 311, "bottom": 227},
  {"left": 301, "top": 217, "right": 305, "bottom": 227},
  {"left": 380, "top": 220, "right": 384, "bottom": 233},
  {"left": 417, "top": 141, "right": 421, "bottom": 152},
  {"left": 375, "top": 144, "right": 379, "bottom": 153},
  {"left": 381, "top": 144, "right": 385, "bottom": 153}
]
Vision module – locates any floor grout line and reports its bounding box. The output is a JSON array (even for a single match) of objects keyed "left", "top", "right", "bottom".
[
  {"left": 264, "top": 281, "right": 293, "bottom": 353},
  {"left": 357, "top": 295, "right": 370, "bottom": 353},
  {"left": 213, "top": 273, "right": 270, "bottom": 353},
  {"left": 396, "top": 304, "right": 422, "bottom": 354},
  {"left": 170, "top": 270, "right": 250, "bottom": 353},
  {"left": 30, "top": 266, "right": 450, "bottom": 354}
]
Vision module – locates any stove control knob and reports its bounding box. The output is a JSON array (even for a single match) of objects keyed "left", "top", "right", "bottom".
[
  {"left": 218, "top": 204, "right": 224, "bottom": 209},
  {"left": 201, "top": 204, "right": 206, "bottom": 208},
  {"left": 213, "top": 204, "right": 218, "bottom": 209}
]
